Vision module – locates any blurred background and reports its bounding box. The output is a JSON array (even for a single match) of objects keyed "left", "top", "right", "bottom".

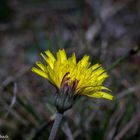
[{"left": 0, "top": 0, "right": 140, "bottom": 140}]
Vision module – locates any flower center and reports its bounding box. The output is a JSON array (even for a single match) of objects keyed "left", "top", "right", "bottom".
[{"left": 60, "top": 72, "right": 79, "bottom": 94}]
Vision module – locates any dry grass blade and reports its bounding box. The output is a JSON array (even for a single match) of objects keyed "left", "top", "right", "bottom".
[
  {"left": 114, "top": 112, "right": 140, "bottom": 140},
  {"left": 62, "top": 122, "right": 73, "bottom": 140},
  {"left": 4, "top": 82, "right": 17, "bottom": 118},
  {"left": 116, "top": 83, "right": 140, "bottom": 100}
]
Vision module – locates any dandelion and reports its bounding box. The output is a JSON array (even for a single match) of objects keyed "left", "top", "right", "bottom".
[
  {"left": 32, "top": 49, "right": 113, "bottom": 140},
  {"left": 32, "top": 49, "right": 113, "bottom": 100}
]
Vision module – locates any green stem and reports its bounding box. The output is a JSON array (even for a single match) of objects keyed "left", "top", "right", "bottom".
[{"left": 48, "top": 112, "right": 63, "bottom": 140}]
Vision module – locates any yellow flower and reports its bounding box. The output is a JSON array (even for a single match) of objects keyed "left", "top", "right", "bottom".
[{"left": 32, "top": 49, "right": 113, "bottom": 100}]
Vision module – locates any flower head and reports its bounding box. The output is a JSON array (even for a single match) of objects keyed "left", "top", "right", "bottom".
[{"left": 32, "top": 49, "right": 113, "bottom": 101}]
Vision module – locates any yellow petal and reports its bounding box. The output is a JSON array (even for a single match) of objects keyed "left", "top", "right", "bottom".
[
  {"left": 102, "top": 92, "right": 113, "bottom": 100},
  {"left": 57, "top": 49, "right": 67, "bottom": 63},
  {"left": 35, "top": 61, "right": 46, "bottom": 71},
  {"left": 93, "top": 67, "right": 105, "bottom": 76},
  {"left": 78, "top": 55, "right": 90, "bottom": 68},
  {"left": 45, "top": 50, "right": 56, "bottom": 62},
  {"left": 86, "top": 92, "right": 103, "bottom": 98},
  {"left": 87, "top": 91, "right": 113, "bottom": 100},
  {"left": 101, "top": 86, "right": 111, "bottom": 91},
  {"left": 89, "top": 63, "right": 100, "bottom": 72},
  {"left": 68, "top": 53, "right": 76, "bottom": 64},
  {"left": 47, "top": 66, "right": 60, "bottom": 87},
  {"left": 41, "top": 53, "right": 54, "bottom": 69},
  {"left": 32, "top": 67, "right": 48, "bottom": 79},
  {"left": 97, "top": 72, "right": 108, "bottom": 81}
]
